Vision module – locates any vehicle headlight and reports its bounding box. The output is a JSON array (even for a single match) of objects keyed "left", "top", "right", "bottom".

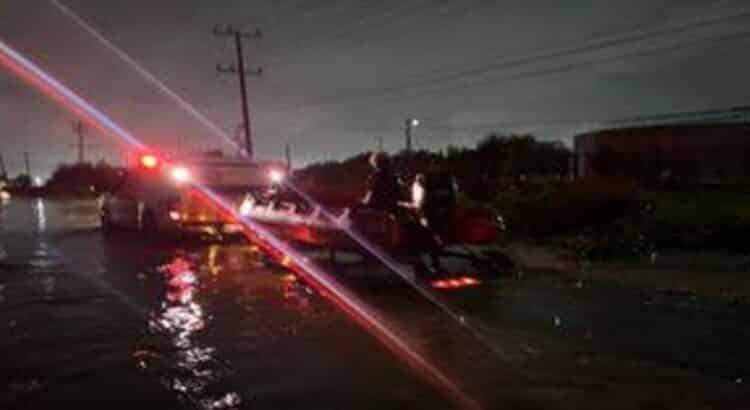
[
  {"left": 268, "top": 169, "right": 285, "bottom": 184},
  {"left": 171, "top": 166, "right": 191, "bottom": 183}
]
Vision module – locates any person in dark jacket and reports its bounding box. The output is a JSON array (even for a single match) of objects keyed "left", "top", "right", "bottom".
[{"left": 361, "top": 152, "right": 404, "bottom": 213}]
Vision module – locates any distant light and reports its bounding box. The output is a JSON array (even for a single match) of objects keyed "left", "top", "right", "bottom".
[
  {"left": 168, "top": 210, "right": 181, "bottom": 221},
  {"left": 269, "top": 169, "right": 285, "bottom": 183},
  {"left": 409, "top": 118, "right": 420, "bottom": 127},
  {"left": 33, "top": 176, "right": 43, "bottom": 187},
  {"left": 140, "top": 154, "right": 159, "bottom": 169},
  {"left": 171, "top": 166, "right": 191, "bottom": 183}
]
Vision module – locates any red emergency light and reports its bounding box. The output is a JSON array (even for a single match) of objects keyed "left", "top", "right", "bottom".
[
  {"left": 140, "top": 154, "right": 159, "bottom": 169},
  {"left": 431, "top": 276, "right": 481, "bottom": 289}
]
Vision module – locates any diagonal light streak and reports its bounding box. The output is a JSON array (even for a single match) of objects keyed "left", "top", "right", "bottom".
[
  {"left": 50, "top": 0, "right": 240, "bottom": 151},
  {"left": 0, "top": 36, "right": 479, "bottom": 410}
]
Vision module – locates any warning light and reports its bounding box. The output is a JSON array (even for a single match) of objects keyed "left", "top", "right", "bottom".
[{"left": 140, "top": 154, "right": 159, "bottom": 169}]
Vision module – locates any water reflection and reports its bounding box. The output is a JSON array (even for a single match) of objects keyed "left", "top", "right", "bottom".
[
  {"left": 33, "top": 198, "right": 46, "bottom": 232},
  {"left": 280, "top": 273, "right": 314, "bottom": 311},
  {"left": 143, "top": 253, "right": 242, "bottom": 409}
]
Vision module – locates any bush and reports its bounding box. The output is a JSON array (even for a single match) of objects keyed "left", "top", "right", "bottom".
[{"left": 495, "top": 177, "right": 641, "bottom": 236}]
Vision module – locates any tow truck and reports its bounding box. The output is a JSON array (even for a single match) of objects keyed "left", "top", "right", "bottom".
[{"left": 99, "top": 152, "right": 285, "bottom": 238}]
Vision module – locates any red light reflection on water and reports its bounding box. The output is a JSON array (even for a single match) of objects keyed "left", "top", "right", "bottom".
[
  {"left": 151, "top": 254, "right": 242, "bottom": 409},
  {"left": 432, "top": 276, "right": 482, "bottom": 290}
]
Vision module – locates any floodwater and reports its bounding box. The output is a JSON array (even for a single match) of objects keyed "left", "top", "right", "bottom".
[{"left": 0, "top": 198, "right": 748, "bottom": 409}]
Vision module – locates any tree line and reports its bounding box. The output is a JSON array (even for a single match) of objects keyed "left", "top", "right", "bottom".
[{"left": 293, "top": 134, "right": 572, "bottom": 202}]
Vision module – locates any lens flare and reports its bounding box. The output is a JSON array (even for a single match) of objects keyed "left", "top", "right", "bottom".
[
  {"left": 50, "top": 0, "right": 239, "bottom": 150},
  {"left": 0, "top": 40, "right": 144, "bottom": 150},
  {"left": 0, "top": 37, "right": 479, "bottom": 410}
]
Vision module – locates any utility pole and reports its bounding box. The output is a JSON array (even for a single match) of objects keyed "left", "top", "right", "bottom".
[
  {"left": 73, "top": 120, "right": 85, "bottom": 163},
  {"left": 23, "top": 151, "right": 31, "bottom": 176},
  {"left": 214, "top": 24, "right": 263, "bottom": 159},
  {"left": 0, "top": 153, "right": 7, "bottom": 180},
  {"left": 70, "top": 121, "right": 99, "bottom": 164},
  {"left": 285, "top": 142, "right": 292, "bottom": 170}
]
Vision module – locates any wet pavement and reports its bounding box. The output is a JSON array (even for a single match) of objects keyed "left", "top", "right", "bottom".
[{"left": 1, "top": 198, "right": 749, "bottom": 409}]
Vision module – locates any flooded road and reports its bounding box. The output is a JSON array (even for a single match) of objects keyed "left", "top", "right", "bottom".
[{"left": 1, "top": 198, "right": 748, "bottom": 409}]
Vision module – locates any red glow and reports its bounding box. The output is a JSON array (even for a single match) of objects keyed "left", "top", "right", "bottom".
[
  {"left": 281, "top": 255, "right": 292, "bottom": 267},
  {"left": 140, "top": 154, "right": 159, "bottom": 169},
  {"left": 431, "top": 276, "right": 482, "bottom": 290},
  {"left": 281, "top": 273, "right": 297, "bottom": 283}
]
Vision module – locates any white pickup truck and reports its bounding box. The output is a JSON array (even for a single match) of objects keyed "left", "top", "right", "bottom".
[{"left": 99, "top": 153, "right": 285, "bottom": 237}]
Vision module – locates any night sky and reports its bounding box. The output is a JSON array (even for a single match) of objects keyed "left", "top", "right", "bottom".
[{"left": 2, "top": 0, "right": 750, "bottom": 177}]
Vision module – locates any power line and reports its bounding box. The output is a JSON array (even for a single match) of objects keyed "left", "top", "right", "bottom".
[
  {"left": 262, "top": 0, "right": 438, "bottom": 63},
  {"left": 264, "top": 0, "right": 486, "bottom": 73},
  {"left": 263, "top": 7, "right": 750, "bottom": 115},
  {"left": 266, "top": 26, "right": 750, "bottom": 118},
  {"left": 376, "top": 28, "right": 750, "bottom": 107},
  {"left": 310, "top": 104, "right": 750, "bottom": 144},
  {"left": 50, "top": 0, "right": 239, "bottom": 151}
]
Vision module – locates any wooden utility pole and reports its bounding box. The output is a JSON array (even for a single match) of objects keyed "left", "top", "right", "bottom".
[
  {"left": 0, "top": 153, "right": 7, "bottom": 180},
  {"left": 23, "top": 151, "right": 31, "bottom": 176},
  {"left": 285, "top": 142, "right": 292, "bottom": 170},
  {"left": 214, "top": 24, "right": 262, "bottom": 159},
  {"left": 73, "top": 120, "right": 85, "bottom": 163}
]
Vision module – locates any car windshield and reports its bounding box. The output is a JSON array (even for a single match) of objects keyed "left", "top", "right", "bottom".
[{"left": 2, "top": 2, "right": 750, "bottom": 409}]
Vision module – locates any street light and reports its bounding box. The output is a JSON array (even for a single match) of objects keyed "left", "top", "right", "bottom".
[{"left": 405, "top": 117, "right": 419, "bottom": 152}]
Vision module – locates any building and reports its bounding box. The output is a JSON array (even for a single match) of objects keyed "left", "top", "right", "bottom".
[{"left": 574, "top": 123, "right": 750, "bottom": 183}]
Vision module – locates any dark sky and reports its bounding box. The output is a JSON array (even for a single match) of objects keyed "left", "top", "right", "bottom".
[{"left": 2, "top": 0, "right": 750, "bottom": 177}]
